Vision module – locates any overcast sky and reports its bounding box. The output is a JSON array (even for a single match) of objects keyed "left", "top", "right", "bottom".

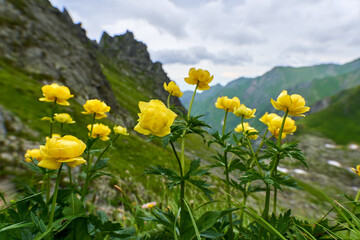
[{"left": 50, "top": 0, "right": 360, "bottom": 91}]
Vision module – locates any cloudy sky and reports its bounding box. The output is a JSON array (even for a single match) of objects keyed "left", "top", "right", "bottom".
[{"left": 50, "top": 0, "right": 360, "bottom": 91}]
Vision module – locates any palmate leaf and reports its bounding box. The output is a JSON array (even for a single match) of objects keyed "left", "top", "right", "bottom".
[
  {"left": 187, "top": 178, "right": 214, "bottom": 201},
  {"left": 269, "top": 210, "right": 292, "bottom": 235},
  {"left": 182, "top": 208, "right": 237, "bottom": 240},
  {"left": 208, "top": 131, "right": 231, "bottom": 148},
  {"left": 184, "top": 159, "right": 209, "bottom": 178},
  {"left": 263, "top": 140, "right": 308, "bottom": 169},
  {"left": 145, "top": 165, "right": 182, "bottom": 189},
  {"left": 143, "top": 207, "right": 177, "bottom": 232},
  {"left": 184, "top": 159, "right": 213, "bottom": 200},
  {"left": 228, "top": 158, "right": 248, "bottom": 172}
]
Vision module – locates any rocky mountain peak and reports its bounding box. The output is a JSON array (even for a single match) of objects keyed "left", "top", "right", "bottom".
[{"left": 99, "top": 31, "right": 153, "bottom": 69}]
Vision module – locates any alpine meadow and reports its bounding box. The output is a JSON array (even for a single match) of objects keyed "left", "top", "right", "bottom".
[{"left": 1, "top": 0, "right": 360, "bottom": 239}]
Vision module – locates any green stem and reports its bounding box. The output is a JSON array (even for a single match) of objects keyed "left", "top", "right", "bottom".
[
  {"left": 263, "top": 184, "right": 271, "bottom": 220},
  {"left": 49, "top": 98, "right": 57, "bottom": 137},
  {"left": 273, "top": 188, "right": 277, "bottom": 215},
  {"left": 167, "top": 93, "right": 171, "bottom": 108},
  {"left": 222, "top": 110, "right": 228, "bottom": 136},
  {"left": 46, "top": 173, "right": 51, "bottom": 203},
  {"left": 254, "top": 129, "right": 269, "bottom": 160},
  {"left": 187, "top": 82, "right": 199, "bottom": 119},
  {"left": 68, "top": 166, "right": 73, "bottom": 185},
  {"left": 81, "top": 113, "right": 96, "bottom": 201},
  {"left": 240, "top": 188, "right": 247, "bottom": 226},
  {"left": 352, "top": 189, "right": 360, "bottom": 213},
  {"left": 48, "top": 163, "right": 63, "bottom": 229},
  {"left": 170, "top": 140, "right": 185, "bottom": 237},
  {"left": 224, "top": 152, "right": 233, "bottom": 239},
  {"left": 242, "top": 118, "right": 263, "bottom": 175},
  {"left": 221, "top": 109, "right": 233, "bottom": 238},
  {"left": 97, "top": 135, "right": 120, "bottom": 162},
  {"left": 180, "top": 83, "right": 199, "bottom": 175},
  {"left": 276, "top": 110, "right": 289, "bottom": 148},
  {"left": 267, "top": 110, "right": 289, "bottom": 217}
]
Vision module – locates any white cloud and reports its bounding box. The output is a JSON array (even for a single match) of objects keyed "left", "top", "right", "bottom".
[{"left": 50, "top": 0, "right": 360, "bottom": 91}]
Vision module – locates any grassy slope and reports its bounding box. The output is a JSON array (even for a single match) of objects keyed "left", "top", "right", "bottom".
[
  {"left": 0, "top": 56, "right": 215, "bottom": 201},
  {"left": 0, "top": 58, "right": 178, "bottom": 189},
  {"left": 299, "top": 85, "right": 360, "bottom": 144}
]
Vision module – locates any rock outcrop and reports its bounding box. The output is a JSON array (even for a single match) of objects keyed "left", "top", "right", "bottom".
[
  {"left": 0, "top": 0, "right": 118, "bottom": 117},
  {"left": 99, "top": 31, "right": 184, "bottom": 110}
]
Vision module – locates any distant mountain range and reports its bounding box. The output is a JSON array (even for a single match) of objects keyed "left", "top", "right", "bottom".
[{"left": 181, "top": 58, "right": 360, "bottom": 143}]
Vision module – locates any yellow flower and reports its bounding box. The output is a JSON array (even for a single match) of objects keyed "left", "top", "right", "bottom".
[
  {"left": 82, "top": 99, "right": 111, "bottom": 119},
  {"left": 271, "top": 90, "right": 310, "bottom": 117},
  {"left": 351, "top": 165, "right": 360, "bottom": 177},
  {"left": 38, "top": 135, "right": 86, "bottom": 169},
  {"left": 259, "top": 112, "right": 279, "bottom": 126},
  {"left": 88, "top": 123, "right": 111, "bottom": 141},
  {"left": 234, "top": 122, "right": 258, "bottom": 140},
  {"left": 39, "top": 83, "right": 74, "bottom": 106},
  {"left": 184, "top": 68, "right": 214, "bottom": 90},
  {"left": 113, "top": 125, "right": 129, "bottom": 135},
  {"left": 234, "top": 104, "right": 256, "bottom": 119},
  {"left": 268, "top": 116, "right": 297, "bottom": 139},
  {"left": 24, "top": 149, "right": 42, "bottom": 162},
  {"left": 53, "top": 113, "right": 75, "bottom": 124},
  {"left": 134, "top": 99, "right": 177, "bottom": 137},
  {"left": 215, "top": 96, "right": 240, "bottom": 112},
  {"left": 164, "top": 81, "right": 183, "bottom": 97}
]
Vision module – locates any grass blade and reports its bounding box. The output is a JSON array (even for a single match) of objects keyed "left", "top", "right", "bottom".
[{"left": 184, "top": 200, "right": 201, "bottom": 240}]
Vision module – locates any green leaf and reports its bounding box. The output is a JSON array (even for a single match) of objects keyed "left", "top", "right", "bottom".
[
  {"left": 0, "top": 222, "right": 34, "bottom": 233},
  {"left": 200, "top": 230, "right": 223, "bottom": 239},
  {"left": 62, "top": 193, "right": 85, "bottom": 216},
  {"left": 31, "top": 212, "right": 46, "bottom": 233},
  {"left": 91, "top": 158, "right": 109, "bottom": 172},
  {"left": 196, "top": 208, "right": 237, "bottom": 232}
]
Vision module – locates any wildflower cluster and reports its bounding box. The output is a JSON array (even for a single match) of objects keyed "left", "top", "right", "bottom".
[
  {"left": 16, "top": 82, "right": 130, "bottom": 237},
  {"left": 3, "top": 67, "right": 359, "bottom": 240}
]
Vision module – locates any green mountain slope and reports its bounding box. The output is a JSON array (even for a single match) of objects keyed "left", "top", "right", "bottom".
[
  {"left": 181, "top": 58, "right": 360, "bottom": 135},
  {"left": 298, "top": 85, "right": 360, "bottom": 144}
]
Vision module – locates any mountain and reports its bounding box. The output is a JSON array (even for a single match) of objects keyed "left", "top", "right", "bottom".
[
  {"left": 181, "top": 58, "right": 360, "bottom": 137},
  {"left": 0, "top": 0, "right": 187, "bottom": 191},
  {"left": 298, "top": 84, "right": 360, "bottom": 144}
]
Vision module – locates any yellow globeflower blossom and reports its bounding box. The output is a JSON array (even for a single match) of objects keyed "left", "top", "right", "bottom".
[
  {"left": 82, "top": 99, "right": 111, "bottom": 119},
  {"left": 53, "top": 113, "right": 75, "bottom": 124},
  {"left": 164, "top": 81, "right": 183, "bottom": 97},
  {"left": 215, "top": 96, "right": 240, "bottom": 112},
  {"left": 234, "top": 104, "right": 256, "bottom": 119},
  {"left": 38, "top": 135, "right": 86, "bottom": 169},
  {"left": 259, "top": 112, "right": 279, "bottom": 126},
  {"left": 184, "top": 68, "right": 214, "bottom": 90},
  {"left": 351, "top": 165, "right": 360, "bottom": 177},
  {"left": 134, "top": 99, "right": 177, "bottom": 137},
  {"left": 271, "top": 90, "right": 310, "bottom": 117},
  {"left": 234, "top": 122, "right": 258, "bottom": 140},
  {"left": 268, "top": 116, "right": 297, "bottom": 139},
  {"left": 113, "top": 125, "right": 129, "bottom": 135},
  {"left": 24, "top": 149, "right": 42, "bottom": 162},
  {"left": 88, "top": 123, "right": 111, "bottom": 141},
  {"left": 39, "top": 83, "right": 74, "bottom": 106}
]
